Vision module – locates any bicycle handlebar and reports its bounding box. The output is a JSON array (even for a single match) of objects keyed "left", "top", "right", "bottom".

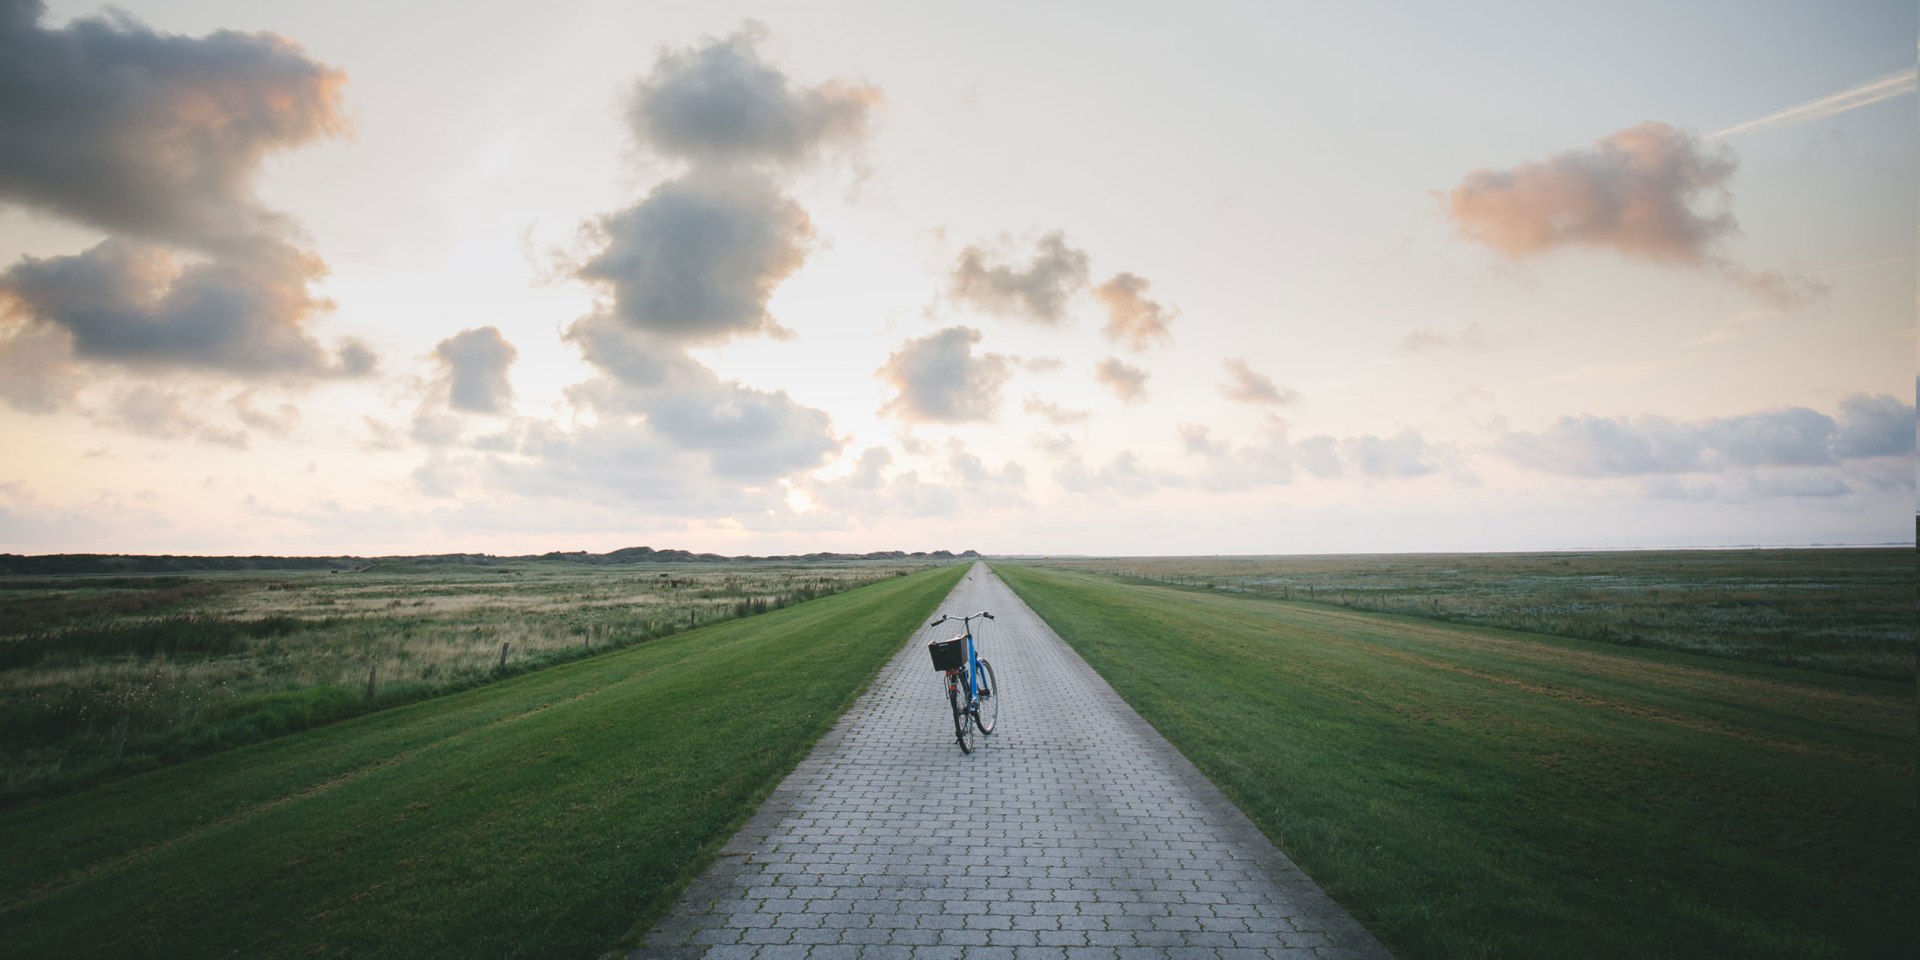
[{"left": 930, "top": 610, "right": 993, "bottom": 627}]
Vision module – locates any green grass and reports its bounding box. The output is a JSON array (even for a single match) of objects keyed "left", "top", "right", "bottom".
[
  {"left": 0, "top": 561, "right": 929, "bottom": 799},
  {"left": 995, "top": 563, "right": 1916, "bottom": 960},
  {"left": 0, "top": 562, "right": 967, "bottom": 960},
  {"left": 1049, "top": 550, "right": 1913, "bottom": 680}
]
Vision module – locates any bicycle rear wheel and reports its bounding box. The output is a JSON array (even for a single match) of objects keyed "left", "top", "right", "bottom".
[
  {"left": 948, "top": 673, "right": 973, "bottom": 753},
  {"left": 974, "top": 659, "right": 998, "bottom": 735}
]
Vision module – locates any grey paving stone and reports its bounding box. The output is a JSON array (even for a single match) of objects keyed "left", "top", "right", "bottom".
[{"left": 629, "top": 564, "right": 1393, "bottom": 960}]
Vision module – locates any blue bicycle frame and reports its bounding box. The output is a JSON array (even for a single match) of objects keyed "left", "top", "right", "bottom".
[
  {"left": 931, "top": 610, "right": 996, "bottom": 751},
  {"left": 933, "top": 610, "right": 993, "bottom": 698}
]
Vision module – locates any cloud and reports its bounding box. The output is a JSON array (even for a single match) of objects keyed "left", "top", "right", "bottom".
[
  {"left": 1031, "top": 433, "right": 1078, "bottom": 458},
  {"left": 0, "top": 239, "right": 370, "bottom": 377},
  {"left": 563, "top": 313, "right": 702, "bottom": 389},
  {"left": 877, "top": 325, "right": 1010, "bottom": 423},
  {"left": 1094, "top": 272, "right": 1175, "bottom": 350},
  {"left": 506, "top": 23, "right": 856, "bottom": 514},
  {"left": 1719, "top": 267, "right": 1828, "bottom": 310},
  {"left": 1093, "top": 357, "right": 1149, "bottom": 403},
  {"left": 1023, "top": 395, "right": 1089, "bottom": 425},
  {"left": 577, "top": 168, "right": 812, "bottom": 344},
  {"left": 1699, "top": 407, "right": 1835, "bottom": 467},
  {"left": 1711, "top": 67, "right": 1919, "bottom": 139},
  {"left": 0, "top": 317, "right": 80, "bottom": 411},
  {"left": 434, "top": 326, "right": 517, "bottom": 414},
  {"left": 1294, "top": 435, "right": 1343, "bottom": 479},
  {"left": 0, "top": 3, "right": 367, "bottom": 394},
  {"left": 104, "top": 384, "right": 247, "bottom": 448},
  {"left": 1503, "top": 414, "right": 1710, "bottom": 476},
  {"left": 944, "top": 443, "right": 1029, "bottom": 507},
  {"left": 0, "top": 0, "right": 348, "bottom": 252},
  {"left": 411, "top": 450, "right": 468, "bottom": 498},
  {"left": 230, "top": 389, "right": 298, "bottom": 435},
  {"left": 1342, "top": 431, "right": 1441, "bottom": 479},
  {"left": 800, "top": 445, "right": 1025, "bottom": 520},
  {"left": 1057, "top": 450, "right": 1158, "bottom": 497},
  {"left": 1502, "top": 399, "right": 1912, "bottom": 478},
  {"left": 491, "top": 418, "right": 787, "bottom": 516},
  {"left": 564, "top": 356, "right": 842, "bottom": 482},
  {"left": 1445, "top": 122, "right": 1736, "bottom": 265},
  {"left": 1445, "top": 122, "right": 1829, "bottom": 305},
  {"left": 1832, "top": 392, "right": 1916, "bottom": 459},
  {"left": 1179, "top": 423, "right": 1230, "bottom": 458},
  {"left": 1397, "top": 323, "right": 1489, "bottom": 355},
  {"left": 409, "top": 408, "right": 462, "bottom": 447},
  {"left": 949, "top": 231, "right": 1090, "bottom": 324},
  {"left": 1216, "top": 358, "right": 1298, "bottom": 405},
  {"left": 626, "top": 21, "right": 878, "bottom": 167},
  {"left": 840, "top": 446, "right": 892, "bottom": 491},
  {"left": 637, "top": 377, "right": 842, "bottom": 479},
  {"left": 1176, "top": 421, "right": 1294, "bottom": 490},
  {"left": 1178, "top": 419, "right": 1456, "bottom": 489},
  {"left": 1639, "top": 472, "right": 1861, "bottom": 502}
]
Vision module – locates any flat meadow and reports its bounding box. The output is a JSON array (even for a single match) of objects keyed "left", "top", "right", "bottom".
[
  {"left": 0, "top": 564, "right": 969, "bottom": 960},
  {"left": 1046, "top": 549, "right": 1913, "bottom": 680},
  {"left": 997, "top": 561, "right": 1916, "bottom": 960},
  {"left": 0, "top": 558, "right": 934, "bottom": 800}
]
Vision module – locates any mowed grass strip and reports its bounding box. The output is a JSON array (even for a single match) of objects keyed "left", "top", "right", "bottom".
[
  {"left": 994, "top": 564, "right": 1916, "bottom": 960},
  {"left": 0, "top": 563, "right": 967, "bottom": 960}
]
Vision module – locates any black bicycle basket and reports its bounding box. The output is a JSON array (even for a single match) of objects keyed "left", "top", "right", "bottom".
[{"left": 927, "top": 636, "right": 965, "bottom": 671}]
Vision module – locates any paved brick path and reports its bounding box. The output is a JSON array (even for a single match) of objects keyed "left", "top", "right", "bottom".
[{"left": 630, "top": 563, "right": 1393, "bottom": 960}]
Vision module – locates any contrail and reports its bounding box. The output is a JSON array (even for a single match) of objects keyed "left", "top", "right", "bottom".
[
  {"left": 1710, "top": 67, "right": 1917, "bottom": 139},
  {"left": 1819, "top": 254, "right": 1915, "bottom": 275}
]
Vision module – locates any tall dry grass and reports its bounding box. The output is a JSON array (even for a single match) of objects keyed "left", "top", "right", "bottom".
[{"left": 0, "top": 561, "right": 928, "bottom": 799}]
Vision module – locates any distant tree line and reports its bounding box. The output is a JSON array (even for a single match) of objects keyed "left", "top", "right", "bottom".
[{"left": 0, "top": 547, "right": 981, "bottom": 576}]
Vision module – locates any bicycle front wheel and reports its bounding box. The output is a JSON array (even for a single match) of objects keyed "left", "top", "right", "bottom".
[
  {"left": 974, "top": 658, "right": 998, "bottom": 735},
  {"left": 948, "top": 674, "right": 973, "bottom": 754}
]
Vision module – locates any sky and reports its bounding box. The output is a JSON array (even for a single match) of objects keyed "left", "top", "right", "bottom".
[{"left": 0, "top": 0, "right": 1913, "bottom": 557}]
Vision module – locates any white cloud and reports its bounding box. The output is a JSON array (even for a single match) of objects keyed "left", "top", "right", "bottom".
[
  {"left": 626, "top": 21, "right": 878, "bottom": 167},
  {"left": 878, "top": 326, "right": 1010, "bottom": 423},
  {"left": 434, "top": 326, "right": 518, "bottom": 415},
  {"left": 577, "top": 169, "right": 812, "bottom": 345},
  {"left": 1502, "top": 397, "right": 1914, "bottom": 478}
]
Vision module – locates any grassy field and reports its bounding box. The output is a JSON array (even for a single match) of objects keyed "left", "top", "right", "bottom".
[
  {"left": 0, "top": 560, "right": 930, "bottom": 799},
  {"left": 1046, "top": 550, "right": 1913, "bottom": 679},
  {"left": 995, "top": 563, "right": 1916, "bottom": 960},
  {"left": 0, "top": 561, "right": 966, "bottom": 960}
]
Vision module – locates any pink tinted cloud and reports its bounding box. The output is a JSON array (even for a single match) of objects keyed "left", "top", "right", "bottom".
[
  {"left": 1093, "top": 273, "right": 1175, "bottom": 350},
  {"left": 1445, "top": 122, "right": 1736, "bottom": 265}
]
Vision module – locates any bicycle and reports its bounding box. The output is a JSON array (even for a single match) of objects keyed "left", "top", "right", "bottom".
[{"left": 925, "top": 611, "right": 998, "bottom": 753}]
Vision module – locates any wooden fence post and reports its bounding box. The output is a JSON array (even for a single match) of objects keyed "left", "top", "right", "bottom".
[
  {"left": 110, "top": 714, "right": 129, "bottom": 764},
  {"left": 499, "top": 642, "right": 509, "bottom": 670},
  {"left": 366, "top": 663, "right": 378, "bottom": 700}
]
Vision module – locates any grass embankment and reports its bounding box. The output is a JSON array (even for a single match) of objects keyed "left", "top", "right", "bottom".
[
  {"left": 1048, "top": 550, "right": 1913, "bottom": 680},
  {"left": 0, "top": 563, "right": 967, "bottom": 960},
  {"left": 995, "top": 564, "right": 1915, "bottom": 960},
  {"left": 1, "top": 562, "right": 921, "bottom": 799}
]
